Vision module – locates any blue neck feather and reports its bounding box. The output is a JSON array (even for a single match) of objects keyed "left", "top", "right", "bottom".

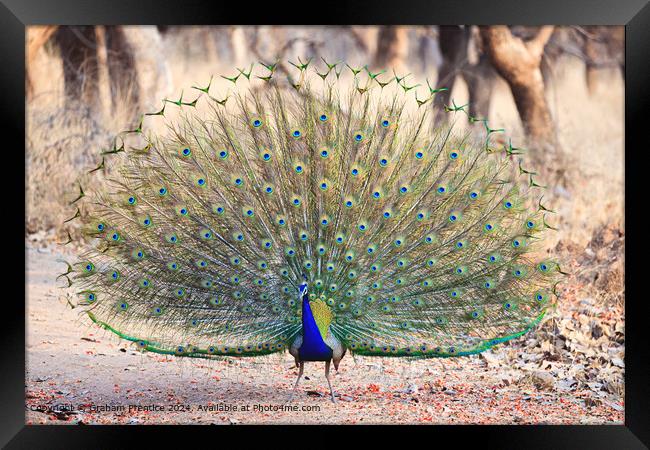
[{"left": 298, "top": 286, "right": 333, "bottom": 361}]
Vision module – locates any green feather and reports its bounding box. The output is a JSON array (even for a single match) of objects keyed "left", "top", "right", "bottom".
[{"left": 64, "top": 59, "right": 562, "bottom": 360}]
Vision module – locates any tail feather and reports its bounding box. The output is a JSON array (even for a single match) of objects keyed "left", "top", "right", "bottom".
[{"left": 65, "top": 61, "right": 563, "bottom": 359}]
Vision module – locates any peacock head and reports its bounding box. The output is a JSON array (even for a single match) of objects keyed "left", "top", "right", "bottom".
[{"left": 299, "top": 274, "right": 308, "bottom": 298}]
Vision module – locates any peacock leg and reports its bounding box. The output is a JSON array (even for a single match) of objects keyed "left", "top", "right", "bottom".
[
  {"left": 287, "top": 361, "right": 304, "bottom": 403},
  {"left": 325, "top": 360, "right": 336, "bottom": 403}
]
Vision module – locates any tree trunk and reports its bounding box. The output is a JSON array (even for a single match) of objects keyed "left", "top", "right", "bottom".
[
  {"left": 26, "top": 25, "right": 58, "bottom": 98},
  {"left": 433, "top": 26, "right": 470, "bottom": 125},
  {"left": 480, "top": 26, "right": 556, "bottom": 151},
  {"left": 373, "top": 26, "right": 409, "bottom": 71},
  {"left": 54, "top": 26, "right": 101, "bottom": 110},
  {"left": 105, "top": 26, "right": 140, "bottom": 115},
  {"left": 464, "top": 52, "right": 497, "bottom": 120}
]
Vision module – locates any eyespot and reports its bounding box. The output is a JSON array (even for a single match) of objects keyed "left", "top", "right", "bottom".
[
  {"left": 319, "top": 114, "right": 328, "bottom": 122},
  {"left": 213, "top": 205, "right": 225, "bottom": 215},
  {"left": 526, "top": 220, "right": 535, "bottom": 229},
  {"left": 251, "top": 118, "right": 263, "bottom": 128},
  {"left": 110, "top": 232, "right": 120, "bottom": 241},
  {"left": 381, "top": 119, "right": 390, "bottom": 128},
  {"left": 415, "top": 151, "right": 424, "bottom": 160},
  {"left": 504, "top": 200, "right": 513, "bottom": 209},
  {"left": 469, "top": 191, "right": 479, "bottom": 199},
  {"left": 399, "top": 185, "right": 409, "bottom": 194},
  {"left": 351, "top": 167, "right": 360, "bottom": 176},
  {"left": 181, "top": 147, "right": 191, "bottom": 157},
  {"left": 127, "top": 196, "right": 136, "bottom": 205},
  {"left": 354, "top": 133, "right": 364, "bottom": 142},
  {"left": 195, "top": 177, "right": 206, "bottom": 186},
  {"left": 320, "top": 148, "right": 329, "bottom": 158},
  {"left": 218, "top": 150, "right": 229, "bottom": 159},
  {"left": 449, "top": 150, "right": 459, "bottom": 160},
  {"left": 291, "top": 129, "right": 302, "bottom": 138},
  {"left": 378, "top": 158, "right": 388, "bottom": 167},
  {"left": 158, "top": 187, "right": 168, "bottom": 196}
]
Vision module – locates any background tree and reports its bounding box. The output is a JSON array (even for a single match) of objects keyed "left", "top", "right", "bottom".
[{"left": 480, "top": 25, "right": 556, "bottom": 152}]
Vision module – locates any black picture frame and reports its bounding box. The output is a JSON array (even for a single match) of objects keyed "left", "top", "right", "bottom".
[{"left": 6, "top": 0, "right": 647, "bottom": 447}]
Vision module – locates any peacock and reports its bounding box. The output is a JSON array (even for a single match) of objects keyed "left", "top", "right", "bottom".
[{"left": 60, "top": 58, "right": 564, "bottom": 403}]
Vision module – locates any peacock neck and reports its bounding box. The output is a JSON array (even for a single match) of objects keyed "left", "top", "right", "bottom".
[
  {"left": 299, "top": 288, "right": 333, "bottom": 360},
  {"left": 301, "top": 290, "right": 325, "bottom": 345}
]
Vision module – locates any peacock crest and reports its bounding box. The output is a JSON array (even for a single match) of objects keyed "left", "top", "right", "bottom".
[{"left": 61, "top": 58, "right": 564, "bottom": 360}]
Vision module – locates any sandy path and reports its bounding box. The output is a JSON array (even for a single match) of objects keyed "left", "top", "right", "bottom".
[{"left": 25, "top": 244, "right": 623, "bottom": 425}]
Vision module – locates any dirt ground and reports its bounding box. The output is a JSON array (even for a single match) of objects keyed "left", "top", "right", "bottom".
[{"left": 26, "top": 243, "right": 623, "bottom": 425}]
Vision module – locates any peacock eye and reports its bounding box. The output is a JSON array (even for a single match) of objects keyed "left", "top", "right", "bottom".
[{"left": 319, "top": 114, "right": 328, "bottom": 122}]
